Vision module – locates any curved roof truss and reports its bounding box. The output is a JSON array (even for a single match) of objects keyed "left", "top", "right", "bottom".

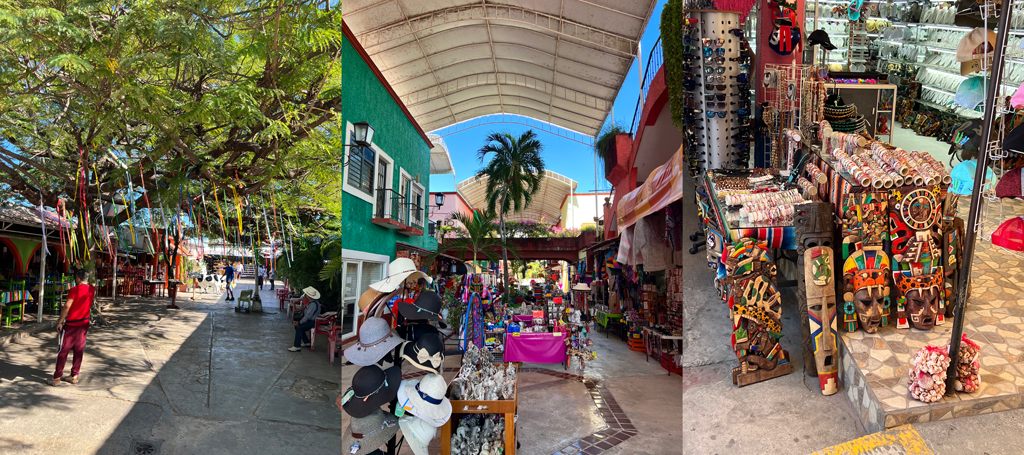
[
  {"left": 456, "top": 169, "right": 578, "bottom": 224},
  {"left": 343, "top": 0, "right": 658, "bottom": 137}
]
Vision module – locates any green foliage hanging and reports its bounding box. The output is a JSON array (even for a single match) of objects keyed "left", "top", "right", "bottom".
[{"left": 661, "top": 0, "right": 685, "bottom": 133}]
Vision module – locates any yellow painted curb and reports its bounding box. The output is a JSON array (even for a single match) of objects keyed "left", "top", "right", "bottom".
[{"left": 811, "top": 425, "right": 933, "bottom": 455}]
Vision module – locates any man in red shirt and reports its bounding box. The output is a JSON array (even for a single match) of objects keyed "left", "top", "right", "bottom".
[{"left": 48, "top": 269, "right": 94, "bottom": 386}]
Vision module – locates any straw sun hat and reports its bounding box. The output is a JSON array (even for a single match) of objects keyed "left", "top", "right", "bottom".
[{"left": 343, "top": 408, "right": 399, "bottom": 455}]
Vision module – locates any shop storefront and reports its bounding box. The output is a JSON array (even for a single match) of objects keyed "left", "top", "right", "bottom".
[{"left": 681, "top": 3, "right": 1024, "bottom": 433}]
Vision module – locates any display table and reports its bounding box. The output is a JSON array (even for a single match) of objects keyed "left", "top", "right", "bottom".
[
  {"left": 503, "top": 332, "right": 568, "bottom": 365},
  {"left": 643, "top": 327, "right": 683, "bottom": 376},
  {"left": 442, "top": 363, "right": 519, "bottom": 455},
  {"left": 593, "top": 311, "right": 620, "bottom": 328},
  {"left": 702, "top": 171, "right": 797, "bottom": 250}
]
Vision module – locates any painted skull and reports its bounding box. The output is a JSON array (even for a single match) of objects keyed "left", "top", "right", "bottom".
[
  {"left": 895, "top": 269, "right": 944, "bottom": 330},
  {"left": 843, "top": 249, "right": 891, "bottom": 333}
]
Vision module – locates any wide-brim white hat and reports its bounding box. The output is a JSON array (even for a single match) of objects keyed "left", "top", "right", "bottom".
[
  {"left": 398, "top": 376, "right": 452, "bottom": 424},
  {"left": 398, "top": 416, "right": 437, "bottom": 455},
  {"left": 370, "top": 258, "right": 433, "bottom": 293},
  {"left": 396, "top": 382, "right": 450, "bottom": 428},
  {"left": 303, "top": 286, "right": 321, "bottom": 300},
  {"left": 572, "top": 282, "right": 591, "bottom": 291}
]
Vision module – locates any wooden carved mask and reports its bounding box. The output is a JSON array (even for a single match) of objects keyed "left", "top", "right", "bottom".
[
  {"left": 895, "top": 269, "right": 944, "bottom": 330},
  {"left": 806, "top": 247, "right": 838, "bottom": 395},
  {"left": 843, "top": 249, "right": 891, "bottom": 333}
]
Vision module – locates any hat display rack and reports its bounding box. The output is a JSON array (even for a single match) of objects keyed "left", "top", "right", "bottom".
[
  {"left": 343, "top": 265, "right": 453, "bottom": 455},
  {"left": 690, "top": 10, "right": 747, "bottom": 170}
]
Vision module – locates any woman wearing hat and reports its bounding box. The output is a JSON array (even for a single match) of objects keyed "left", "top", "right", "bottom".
[{"left": 288, "top": 287, "right": 322, "bottom": 352}]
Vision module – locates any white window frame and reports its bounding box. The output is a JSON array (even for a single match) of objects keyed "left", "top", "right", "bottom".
[
  {"left": 343, "top": 121, "right": 394, "bottom": 217},
  {"left": 399, "top": 169, "right": 412, "bottom": 224},
  {"left": 411, "top": 181, "right": 426, "bottom": 227},
  {"left": 340, "top": 249, "right": 390, "bottom": 340}
]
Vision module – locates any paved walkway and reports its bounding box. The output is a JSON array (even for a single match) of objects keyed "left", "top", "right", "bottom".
[
  {"left": 0, "top": 279, "right": 340, "bottom": 455},
  {"left": 341, "top": 320, "right": 682, "bottom": 455}
]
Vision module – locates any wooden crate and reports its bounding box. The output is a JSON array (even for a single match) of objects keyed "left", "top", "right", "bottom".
[{"left": 441, "top": 363, "right": 519, "bottom": 455}]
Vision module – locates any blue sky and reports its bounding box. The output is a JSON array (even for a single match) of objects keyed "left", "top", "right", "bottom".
[{"left": 429, "top": 0, "right": 668, "bottom": 194}]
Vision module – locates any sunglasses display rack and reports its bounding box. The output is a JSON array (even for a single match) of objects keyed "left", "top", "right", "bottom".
[{"left": 690, "top": 10, "right": 747, "bottom": 171}]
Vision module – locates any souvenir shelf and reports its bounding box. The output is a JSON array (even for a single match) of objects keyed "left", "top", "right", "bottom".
[
  {"left": 828, "top": 83, "right": 898, "bottom": 140},
  {"left": 441, "top": 363, "right": 519, "bottom": 455}
]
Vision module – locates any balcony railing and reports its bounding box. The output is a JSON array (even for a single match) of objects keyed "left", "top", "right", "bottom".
[
  {"left": 375, "top": 188, "right": 408, "bottom": 226},
  {"left": 629, "top": 36, "right": 664, "bottom": 136}
]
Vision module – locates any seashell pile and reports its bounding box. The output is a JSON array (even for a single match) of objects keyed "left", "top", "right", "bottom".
[
  {"left": 449, "top": 344, "right": 517, "bottom": 401},
  {"left": 450, "top": 415, "right": 505, "bottom": 455},
  {"left": 952, "top": 335, "right": 982, "bottom": 393},
  {"left": 908, "top": 345, "right": 951, "bottom": 403}
]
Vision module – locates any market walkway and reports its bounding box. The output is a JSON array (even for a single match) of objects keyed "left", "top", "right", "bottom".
[
  {"left": 341, "top": 321, "right": 682, "bottom": 455},
  {"left": 0, "top": 278, "right": 341, "bottom": 454}
]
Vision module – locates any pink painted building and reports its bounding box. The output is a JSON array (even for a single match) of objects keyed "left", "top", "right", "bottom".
[{"left": 429, "top": 191, "right": 474, "bottom": 236}]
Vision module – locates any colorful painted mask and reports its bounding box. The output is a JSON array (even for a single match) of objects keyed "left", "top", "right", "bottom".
[
  {"left": 843, "top": 249, "right": 891, "bottom": 333},
  {"left": 894, "top": 269, "right": 945, "bottom": 330},
  {"left": 806, "top": 247, "right": 839, "bottom": 395}
]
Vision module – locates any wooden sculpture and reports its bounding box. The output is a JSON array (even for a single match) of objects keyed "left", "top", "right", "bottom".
[
  {"left": 842, "top": 249, "right": 891, "bottom": 333},
  {"left": 806, "top": 247, "right": 839, "bottom": 395},
  {"left": 941, "top": 217, "right": 965, "bottom": 317},
  {"left": 726, "top": 238, "right": 791, "bottom": 387},
  {"left": 839, "top": 192, "right": 890, "bottom": 333},
  {"left": 894, "top": 268, "right": 944, "bottom": 330},
  {"left": 888, "top": 186, "right": 946, "bottom": 329},
  {"left": 794, "top": 201, "right": 836, "bottom": 376}
]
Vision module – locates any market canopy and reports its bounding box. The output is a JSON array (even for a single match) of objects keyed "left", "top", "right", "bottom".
[
  {"left": 428, "top": 134, "right": 456, "bottom": 175},
  {"left": 616, "top": 145, "right": 682, "bottom": 234},
  {"left": 456, "top": 170, "right": 576, "bottom": 224},
  {"left": 342, "top": 0, "right": 658, "bottom": 137}
]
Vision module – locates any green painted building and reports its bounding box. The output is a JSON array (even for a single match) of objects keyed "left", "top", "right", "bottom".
[{"left": 340, "top": 26, "right": 438, "bottom": 337}]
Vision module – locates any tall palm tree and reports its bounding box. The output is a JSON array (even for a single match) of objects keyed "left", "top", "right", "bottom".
[
  {"left": 477, "top": 130, "right": 545, "bottom": 306},
  {"left": 432, "top": 210, "right": 516, "bottom": 273}
]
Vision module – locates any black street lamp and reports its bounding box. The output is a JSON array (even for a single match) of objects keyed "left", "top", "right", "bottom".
[
  {"left": 433, "top": 192, "right": 446, "bottom": 210},
  {"left": 342, "top": 121, "right": 376, "bottom": 167},
  {"left": 351, "top": 121, "right": 374, "bottom": 148}
]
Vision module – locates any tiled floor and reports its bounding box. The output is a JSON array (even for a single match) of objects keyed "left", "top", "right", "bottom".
[{"left": 840, "top": 193, "right": 1024, "bottom": 433}]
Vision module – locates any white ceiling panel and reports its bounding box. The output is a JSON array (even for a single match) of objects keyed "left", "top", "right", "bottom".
[{"left": 345, "top": 0, "right": 658, "bottom": 137}]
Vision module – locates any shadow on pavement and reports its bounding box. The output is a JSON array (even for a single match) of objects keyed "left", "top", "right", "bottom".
[{"left": 0, "top": 280, "right": 341, "bottom": 454}]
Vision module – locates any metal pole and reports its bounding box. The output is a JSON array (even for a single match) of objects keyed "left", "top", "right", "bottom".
[
  {"left": 37, "top": 194, "right": 47, "bottom": 322},
  {"left": 945, "top": 1, "right": 1012, "bottom": 395}
]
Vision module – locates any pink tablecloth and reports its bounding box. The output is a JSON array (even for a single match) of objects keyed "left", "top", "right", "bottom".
[
  {"left": 512, "top": 314, "right": 536, "bottom": 328},
  {"left": 503, "top": 332, "right": 568, "bottom": 364}
]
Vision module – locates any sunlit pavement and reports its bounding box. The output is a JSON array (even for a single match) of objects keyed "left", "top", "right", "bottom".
[
  {"left": 341, "top": 323, "right": 682, "bottom": 455},
  {"left": 0, "top": 278, "right": 340, "bottom": 455}
]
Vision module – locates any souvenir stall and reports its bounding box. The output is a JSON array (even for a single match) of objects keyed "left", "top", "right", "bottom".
[{"left": 343, "top": 258, "right": 462, "bottom": 455}]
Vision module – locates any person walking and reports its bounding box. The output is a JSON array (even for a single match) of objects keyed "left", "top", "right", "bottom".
[
  {"left": 288, "top": 287, "right": 322, "bottom": 352},
  {"left": 48, "top": 269, "right": 94, "bottom": 386},
  {"left": 268, "top": 267, "right": 275, "bottom": 290},
  {"left": 223, "top": 262, "right": 235, "bottom": 301},
  {"left": 256, "top": 265, "right": 265, "bottom": 290}
]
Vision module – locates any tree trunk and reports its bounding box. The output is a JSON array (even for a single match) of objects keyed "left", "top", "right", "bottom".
[{"left": 499, "top": 193, "right": 509, "bottom": 308}]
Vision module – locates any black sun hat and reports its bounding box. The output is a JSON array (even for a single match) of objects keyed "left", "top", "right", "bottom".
[
  {"left": 341, "top": 365, "right": 402, "bottom": 418},
  {"left": 808, "top": 29, "right": 837, "bottom": 50},
  {"left": 400, "top": 333, "right": 445, "bottom": 375},
  {"left": 397, "top": 290, "right": 444, "bottom": 322}
]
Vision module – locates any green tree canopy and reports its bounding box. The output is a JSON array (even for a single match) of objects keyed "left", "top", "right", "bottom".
[{"left": 0, "top": 0, "right": 342, "bottom": 246}]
